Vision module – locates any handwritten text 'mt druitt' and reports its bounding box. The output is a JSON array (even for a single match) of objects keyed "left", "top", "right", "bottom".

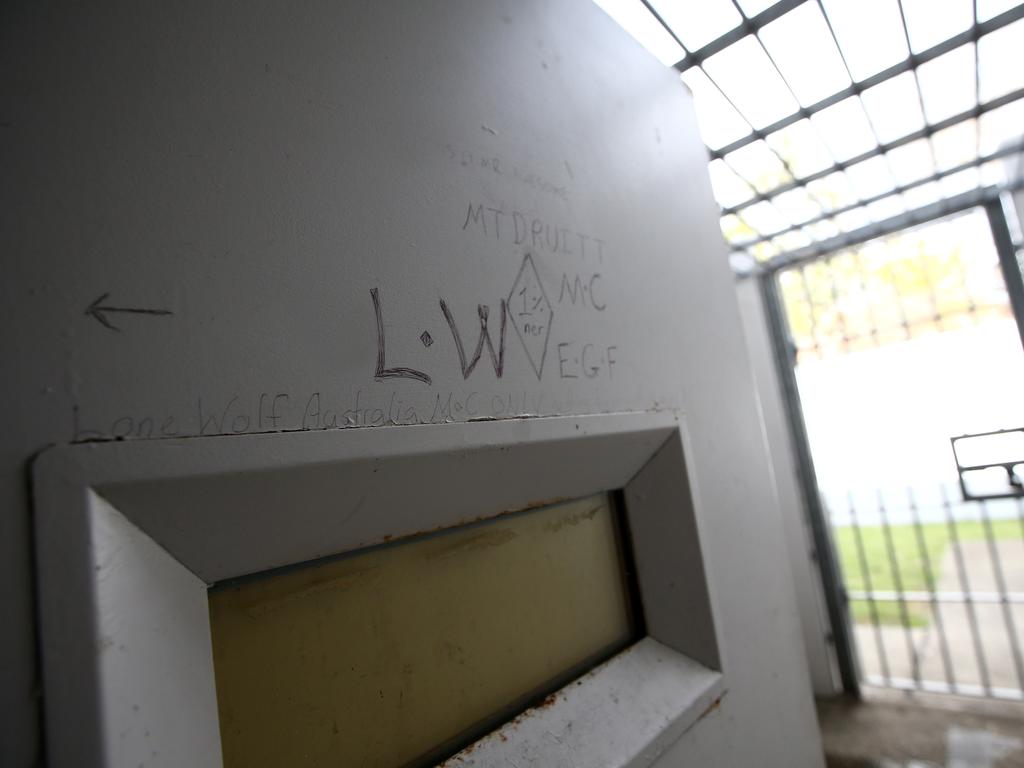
[{"left": 462, "top": 203, "right": 606, "bottom": 262}]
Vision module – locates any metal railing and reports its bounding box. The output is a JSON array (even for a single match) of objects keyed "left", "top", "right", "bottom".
[{"left": 831, "top": 483, "right": 1024, "bottom": 700}]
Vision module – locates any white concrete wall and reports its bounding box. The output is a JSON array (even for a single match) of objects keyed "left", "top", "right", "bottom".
[
  {"left": 0, "top": 0, "right": 823, "bottom": 764},
  {"left": 735, "top": 277, "right": 841, "bottom": 697},
  {"left": 1010, "top": 142, "right": 1023, "bottom": 232},
  {"left": 1014, "top": 188, "right": 1024, "bottom": 238}
]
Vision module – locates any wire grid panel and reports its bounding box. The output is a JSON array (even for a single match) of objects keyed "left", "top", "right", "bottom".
[
  {"left": 777, "top": 207, "right": 1009, "bottom": 361},
  {"left": 836, "top": 484, "right": 1024, "bottom": 701},
  {"left": 594, "top": 0, "right": 1024, "bottom": 270}
]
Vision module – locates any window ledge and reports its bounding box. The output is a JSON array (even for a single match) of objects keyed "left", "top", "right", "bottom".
[{"left": 443, "top": 637, "right": 724, "bottom": 768}]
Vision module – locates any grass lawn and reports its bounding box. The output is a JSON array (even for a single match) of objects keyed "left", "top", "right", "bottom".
[{"left": 832, "top": 518, "right": 1021, "bottom": 626}]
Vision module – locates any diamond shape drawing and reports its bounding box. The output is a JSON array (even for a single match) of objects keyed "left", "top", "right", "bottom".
[{"left": 507, "top": 254, "right": 554, "bottom": 380}]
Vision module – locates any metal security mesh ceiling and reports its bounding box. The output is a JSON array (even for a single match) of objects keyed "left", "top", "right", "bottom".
[{"left": 593, "top": 0, "right": 1024, "bottom": 272}]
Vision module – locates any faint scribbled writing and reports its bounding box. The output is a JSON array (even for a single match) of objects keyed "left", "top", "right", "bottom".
[
  {"left": 71, "top": 388, "right": 551, "bottom": 443},
  {"left": 445, "top": 144, "right": 570, "bottom": 202}
]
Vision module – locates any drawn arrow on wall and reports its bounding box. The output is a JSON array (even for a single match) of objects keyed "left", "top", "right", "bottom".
[{"left": 85, "top": 292, "right": 173, "bottom": 331}]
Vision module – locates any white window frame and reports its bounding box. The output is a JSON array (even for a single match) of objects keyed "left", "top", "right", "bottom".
[{"left": 34, "top": 411, "right": 724, "bottom": 768}]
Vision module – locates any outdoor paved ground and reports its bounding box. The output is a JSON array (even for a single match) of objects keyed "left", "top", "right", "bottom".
[
  {"left": 819, "top": 690, "right": 1024, "bottom": 767},
  {"left": 853, "top": 540, "right": 1024, "bottom": 696}
]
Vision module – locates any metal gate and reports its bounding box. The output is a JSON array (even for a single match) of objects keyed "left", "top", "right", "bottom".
[{"left": 763, "top": 199, "right": 1024, "bottom": 700}]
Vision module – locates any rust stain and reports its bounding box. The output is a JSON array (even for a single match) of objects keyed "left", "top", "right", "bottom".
[
  {"left": 369, "top": 496, "right": 575, "bottom": 549},
  {"left": 424, "top": 529, "right": 516, "bottom": 561},
  {"left": 543, "top": 503, "right": 602, "bottom": 532},
  {"left": 519, "top": 495, "right": 573, "bottom": 512},
  {"left": 437, "top": 637, "right": 651, "bottom": 766},
  {"left": 242, "top": 566, "right": 379, "bottom": 618},
  {"left": 440, "top": 690, "right": 568, "bottom": 765},
  {"left": 535, "top": 693, "right": 560, "bottom": 710},
  {"left": 697, "top": 693, "right": 725, "bottom": 722}
]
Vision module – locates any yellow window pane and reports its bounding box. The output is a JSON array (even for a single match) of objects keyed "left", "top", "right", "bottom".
[{"left": 209, "top": 493, "right": 638, "bottom": 768}]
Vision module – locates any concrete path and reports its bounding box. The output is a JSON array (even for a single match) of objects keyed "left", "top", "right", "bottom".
[{"left": 819, "top": 692, "right": 1024, "bottom": 767}]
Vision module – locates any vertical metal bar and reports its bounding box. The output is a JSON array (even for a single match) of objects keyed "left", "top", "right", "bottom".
[
  {"left": 877, "top": 490, "right": 922, "bottom": 687},
  {"left": 686, "top": 0, "right": 807, "bottom": 199},
  {"left": 825, "top": 255, "right": 850, "bottom": 352},
  {"left": 955, "top": 237, "right": 979, "bottom": 320},
  {"left": 849, "top": 493, "right": 892, "bottom": 684},
  {"left": 987, "top": 199, "right": 1024, "bottom": 352},
  {"left": 894, "top": 0, "right": 945, "bottom": 177},
  {"left": 908, "top": 486, "right": 956, "bottom": 690},
  {"left": 816, "top": 0, "right": 901, "bottom": 211},
  {"left": 798, "top": 266, "right": 823, "bottom": 358},
  {"left": 911, "top": 228, "right": 944, "bottom": 332},
  {"left": 941, "top": 484, "right": 992, "bottom": 694},
  {"left": 760, "top": 271, "right": 861, "bottom": 696},
  {"left": 973, "top": 0, "right": 982, "bottom": 161},
  {"left": 881, "top": 236, "right": 914, "bottom": 340},
  {"left": 638, "top": 0, "right": 691, "bottom": 58},
  {"left": 734, "top": 0, "right": 836, "bottom": 210},
  {"left": 977, "top": 500, "right": 1024, "bottom": 691},
  {"left": 853, "top": 247, "right": 884, "bottom": 347}
]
